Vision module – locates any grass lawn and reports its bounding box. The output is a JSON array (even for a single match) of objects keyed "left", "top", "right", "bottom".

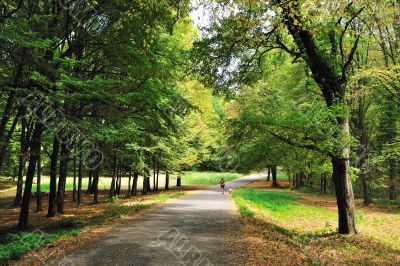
[
  {"left": 181, "top": 172, "right": 243, "bottom": 186},
  {"left": 232, "top": 188, "right": 337, "bottom": 232},
  {"left": 232, "top": 188, "right": 400, "bottom": 252}
]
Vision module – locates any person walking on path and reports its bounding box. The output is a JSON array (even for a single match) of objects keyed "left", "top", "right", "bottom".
[{"left": 220, "top": 178, "right": 225, "bottom": 194}]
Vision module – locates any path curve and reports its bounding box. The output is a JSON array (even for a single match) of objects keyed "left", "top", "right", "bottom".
[{"left": 57, "top": 173, "right": 265, "bottom": 266}]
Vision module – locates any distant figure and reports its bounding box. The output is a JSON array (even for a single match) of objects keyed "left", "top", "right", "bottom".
[{"left": 220, "top": 178, "right": 225, "bottom": 194}]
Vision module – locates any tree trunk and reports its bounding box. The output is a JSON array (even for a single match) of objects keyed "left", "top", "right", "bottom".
[
  {"left": 271, "top": 165, "right": 278, "bottom": 187},
  {"left": 0, "top": 108, "right": 21, "bottom": 171},
  {"left": 165, "top": 171, "right": 169, "bottom": 190},
  {"left": 92, "top": 169, "right": 99, "bottom": 203},
  {"left": 87, "top": 170, "right": 93, "bottom": 194},
  {"left": 109, "top": 151, "right": 117, "bottom": 199},
  {"left": 77, "top": 153, "right": 83, "bottom": 205},
  {"left": 132, "top": 172, "right": 139, "bottom": 196},
  {"left": 177, "top": 176, "right": 181, "bottom": 187},
  {"left": 47, "top": 137, "right": 59, "bottom": 217},
  {"left": 127, "top": 170, "right": 132, "bottom": 196},
  {"left": 73, "top": 158, "right": 77, "bottom": 202},
  {"left": 267, "top": 167, "right": 271, "bottom": 181},
  {"left": 295, "top": 174, "right": 301, "bottom": 189},
  {"left": 0, "top": 91, "right": 16, "bottom": 173},
  {"left": 18, "top": 122, "right": 43, "bottom": 229},
  {"left": 156, "top": 158, "right": 160, "bottom": 191},
  {"left": 279, "top": 0, "right": 357, "bottom": 234},
  {"left": 35, "top": 149, "right": 43, "bottom": 212},
  {"left": 288, "top": 173, "right": 291, "bottom": 188},
  {"left": 153, "top": 157, "right": 156, "bottom": 191},
  {"left": 142, "top": 175, "right": 149, "bottom": 195},
  {"left": 57, "top": 143, "right": 69, "bottom": 214},
  {"left": 14, "top": 117, "right": 28, "bottom": 206}
]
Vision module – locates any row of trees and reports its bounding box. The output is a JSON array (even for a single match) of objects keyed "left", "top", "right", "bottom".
[
  {"left": 0, "top": 0, "right": 228, "bottom": 229},
  {"left": 194, "top": 0, "right": 399, "bottom": 234}
]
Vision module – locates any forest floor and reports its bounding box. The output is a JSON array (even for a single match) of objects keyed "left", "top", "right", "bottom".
[{"left": 234, "top": 178, "right": 400, "bottom": 265}]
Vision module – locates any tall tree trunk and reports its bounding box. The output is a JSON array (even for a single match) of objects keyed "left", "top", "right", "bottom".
[
  {"left": 109, "top": 150, "right": 117, "bottom": 198},
  {"left": 295, "top": 173, "right": 301, "bottom": 189},
  {"left": 57, "top": 143, "right": 69, "bottom": 214},
  {"left": 153, "top": 157, "right": 156, "bottom": 191},
  {"left": 35, "top": 148, "right": 43, "bottom": 212},
  {"left": 278, "top": 0, "right": 357, "bottom": 234},
  {"left": 87, "top": 170, "right": 93, "bottom": 194},
  {"left": 288, "top": 173, "right": 291, "bottom": 188},
  {"left": 142, "top": 175, "right": 149, "bottom": 195},
  {"left": 18, "top": 122, "right": 43, "bottom": 229},
  {"left": 165, "top": 171, "right": 169, "bottom": 190},
  {"left": 271, "top": 165, "right": 278, "bottom": 187},
  {"left": 177, "top": 176, "right": 181, "bottom": 187},
  {"left": 47, "top": 137, "right": 59, "bottom": 217},
  {"left": 77, "top": 154, "right": 83, "bottom": 205},
  {"left": 127, "top": 170, "right": 132, "bottom": 196},
  {"left": 331, "top": 117, "right": 357, "bottom": 234},
  {"left": 132, "top": 172, "right": 139, "bottom": 196},
  {"left": 267, "top": 166, "right": 271, "bottom": 181},
  {"left": 92, "top": 169, "right": 99, "bottom": 203},
  {"left": 14, "top": 116, "right": 28, "bottom": 206},
  {"left": 156, "top": 158, "right": 160, "bottom": 191},
  {"left": 0, "top": 108, "right": 21, "bottom": 171},
  {"left": 73, "top": 158, "right": 77, "bottom": 202},
  {"left": 0, "top": 91, "right": 17, "bottom": 173}
]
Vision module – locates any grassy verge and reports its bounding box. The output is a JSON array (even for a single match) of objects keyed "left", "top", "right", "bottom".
[
  {"left": 181, "top": 172, "right": 243, "bottom": 186},
  {"left": 0, "top": 191, "right": 185, "bottom": 264},
  {"left": 232, "top": 188, "right": 336, "bottom": 233},
  {"left": 231, "top": 188, "right": 400, "bottom": 264}
]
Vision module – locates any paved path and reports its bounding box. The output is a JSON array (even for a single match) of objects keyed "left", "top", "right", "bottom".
[{"left": 58, "top": 173, "right": 265, "bottom": 266}]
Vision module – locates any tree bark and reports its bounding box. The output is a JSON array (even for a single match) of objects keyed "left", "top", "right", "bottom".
[
  {"left": 109, "top": 150, "right": 117, "bottom": 198},
  {"left": 77, "top": 152, "right": 83, "bottom": 205},
  {"left": 35, "top": 148, "right": 43, "bottom": 212},
  {"left": 142, "top": 175, "right": 149, "bottom": 195},
  {"left": 92, "top": 169, "right": 99, "bottom": 203},
  {"left": 177, "top": 176, "right": 181, "bottom": 187},
  {"left": 132, "top": 172, "right": 139, "bottom": 196},
  {"left": 165, "top": 171, "right": 170, "bottom": 190},
  {"left": 156, "top": 158, "right": 160, "bottom": 191},
  {"left": 267, "top": 167, "right": 271, "bottom": 181},
  {"left": 271, "top": 165, "right": 278, "bottom": 187},
  {"left": 87, "top": 170, "right": 93, "bottom": 194},
  {"left": 57, "top": 143, "right": 69, "bottom": 214},
  {"left": 73, "top": 158, "right": 77, "bottom": 202},
  {"left": 153, "top": 157, "right": 156, "bottom": 190},
  {"left": 0, "top": 91, "right": 16, "bottom": 173},
  {"left": 0, "top": 108, "right": 21, "bottom": 171},
  {"left": 14, "top": 116, "right": 28, "bottom": 206},
  {"left": 18, "top": 122, "right": 43, "bottom": 229},
  {"left": 127, "top": 170, "right": 132, "bottom": 196},
  {"left": 47, "top": 137, "right": 59, "bottom": 217}
]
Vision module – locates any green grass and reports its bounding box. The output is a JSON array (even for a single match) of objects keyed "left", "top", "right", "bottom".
[
  {"left": 0, "top": 191, "right": 185, "bottom": 264},
  {"left": 232, "top": 188, "right": 337, "bottom": 232},
  {"left": 181, "top": 172, "right": 243, "bottom": 185},
  {"left": 0, "top": 230, "right": 80, "bottom": 264}
]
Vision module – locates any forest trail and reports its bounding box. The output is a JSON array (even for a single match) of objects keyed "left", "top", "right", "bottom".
[{"left": 54, "top": 173, "right": 266, "bottom": 266}]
